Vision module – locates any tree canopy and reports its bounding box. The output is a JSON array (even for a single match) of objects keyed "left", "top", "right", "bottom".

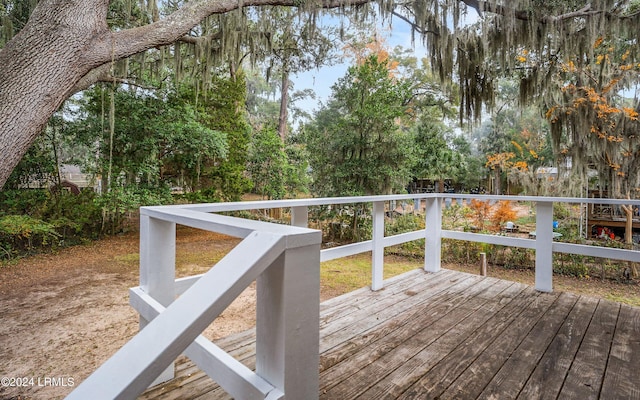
[{"left": 1, "top": 0, "right": 639, "bottom": 192}]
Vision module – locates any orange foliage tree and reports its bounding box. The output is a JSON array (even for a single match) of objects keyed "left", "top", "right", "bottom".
[
  {"left": 490, "top": 201, "right": 518, "bottom": 232},
  {"left": 468, "top": 199, "right": 492, "bottom": 231},
  {"left": 544, "top": 37, "right": 640, "bottom": 198}
]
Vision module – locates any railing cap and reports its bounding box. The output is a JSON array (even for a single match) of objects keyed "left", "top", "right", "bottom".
[
  {"left": 143, "top": 194, "right": 640, "bottom": 215},
  {"left": 141, "top": 207, "right": 320, "bottom": 248}
]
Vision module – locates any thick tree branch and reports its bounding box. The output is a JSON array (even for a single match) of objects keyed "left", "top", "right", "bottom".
[
  {"left": 93, "top": 0, "right": 371, "bottom": 64},
  {"left": 391, "top": 10, "right": 439, "bottom": 36},
  {"left": 466, "top": 1, "right": 606, "bottom": 23}
]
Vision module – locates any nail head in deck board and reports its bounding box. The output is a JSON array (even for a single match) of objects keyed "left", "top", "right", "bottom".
[
  {"left": 517, "top": 295, "right": 599, "bottom": 400},
  {"left": 138, "top": 270, "right": 640, "bottom": 400},
  {"left": 600, "top": 304, "right": 640, "bottom": 400},
  {"left": 558, "top": 300, "right": 621, "bottom": 400}
]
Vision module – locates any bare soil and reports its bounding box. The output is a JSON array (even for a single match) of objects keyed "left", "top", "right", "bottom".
[{"left": 0, "top": 226, "right": 638, "bottom": 400}]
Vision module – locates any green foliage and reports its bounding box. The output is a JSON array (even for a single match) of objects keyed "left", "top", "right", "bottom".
[
  {"left": 247, "top": 126, "right": 287, "bottom": 200},
  {"left": 95, "top": 185, "right": 173, "bottom": 234},
  {"left": 553, "top": 253, "right": 590, "bottom": 278},
  {"left": 553, "top": 202, "right": 572, "bottom": 220},
  {"left": 412, "top": 116, "right": 464, "bottom": 185},
  {"left": 3, "top": 134, "right": 57, "bottom": 190},
  {"left": 0, "top": 189, "right": 49, "bottom": 216},
  {"left": 0, "top": 0, "right": 36, "bottom": 46},
  {"left": 72, "top": 84, "right": 229, "bottom": 192},
  {"left": 0, "top": 215, "right": 59, "bottom": 257},
  {"left": 310, "top": 204, "right": 372, "bottom": 244},
  {"left": 201, "top": 74, "right": 252, "bottom": 201},
  {"left": 304, "top": 55, "right": 413, "bottom": 196},
  {"left": 283, "top": 135, "right": 310, "bottom": 196},
  {"left": 385, "top": 213, "right": 424, "bottom": 236},
  {"left": 385, "top": 213, "right": 425, "bottom": 257},
  {"left": 0, "top": 184, "right": 175, "bottom": 259},
  {"left": 441, "top": 239, "right": 483, "bottom": 264}
]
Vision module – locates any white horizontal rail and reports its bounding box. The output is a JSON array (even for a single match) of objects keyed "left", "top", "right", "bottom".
[
  {"left": 442, "top": 230, "right": 537, "bottom": 249},
  {"left": 142, "top": 207, "right": 318, "bottom": 246},
  {"left": 553, "top": 242, "right": 640, "bottom": 262},
  {"left": 68, "top": 232, "right": 286, "bottom": 399},
  {"left": 321, "top": 241, "right": 373, "bottom": 262},
  {"left": 319, "top": 231, "right": 427, "bottom": 262}
]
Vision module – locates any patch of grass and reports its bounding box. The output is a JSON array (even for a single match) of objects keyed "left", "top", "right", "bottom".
[
  {"left": 605, "top": 293, "right": 640, "bottom": 307},
  {"left": 114, "top": 253, "right": 140, "bottom": 264},
  {"left": 320, "top": 253, "right": 422, "bottom": 296}
]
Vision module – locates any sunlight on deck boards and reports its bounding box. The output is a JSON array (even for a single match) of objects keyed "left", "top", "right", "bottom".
[{"left": 139, "top": 269, "right": 640, "bottom": 400}]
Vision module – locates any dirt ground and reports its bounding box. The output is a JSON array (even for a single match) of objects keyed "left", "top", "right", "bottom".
[
  {"left": 1, "top": 223, "right": 639, "bottom": 400},
  {"left": 0, "top": 228, "right": 257, "bottom": 400}
]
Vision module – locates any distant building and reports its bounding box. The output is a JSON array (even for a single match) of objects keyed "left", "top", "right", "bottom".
[
  {"left": 20, "top": 164, "right": 99, "bottom": 193},
  {"left": 535, "top": 167, "right": 558, "bottom": 180}
]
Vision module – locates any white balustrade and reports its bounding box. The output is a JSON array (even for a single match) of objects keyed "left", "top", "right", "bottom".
[{"left": 67, "top": 193, "right": 640, "bottom": 399}]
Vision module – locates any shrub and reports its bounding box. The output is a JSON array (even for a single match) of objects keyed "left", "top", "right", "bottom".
[
  {"left": 0, "top": 215, "right": 60, "bottom": 258},
  {"left": 469, "top": 199, "right": 492, "bottom": 231},
  {"left": 490, "top": 201, "right": 518, "bottom": 232}
]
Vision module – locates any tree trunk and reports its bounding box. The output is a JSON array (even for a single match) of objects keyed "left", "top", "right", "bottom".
[
  {"left": 494, "top": 168, "right": 502, "bottom": 195},
  {"left": 621, "top": 204, "right": 638, "bottom": 277},
  {"left": 278, "top": 68, "right": 290, "bottom": 141},
  {"left": 0, "top": 0, "right": 371, "bottom": 190},
  {"left": 0, "top": 0, "right": 110, "bottom": 190}
]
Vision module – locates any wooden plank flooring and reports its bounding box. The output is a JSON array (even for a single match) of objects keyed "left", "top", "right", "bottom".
[{"left": 139, "top": 269, "right": 640, "bottom": 400}]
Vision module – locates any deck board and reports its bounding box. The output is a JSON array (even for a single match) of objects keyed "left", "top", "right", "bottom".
[
  {"left": 559, "top": 300, "right": 620, "bottom": 400},
  {"left": 138, "top": 269, "right": 640, "bottom": 400}
]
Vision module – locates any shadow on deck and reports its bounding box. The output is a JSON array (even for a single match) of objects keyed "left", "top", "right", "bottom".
[{"left": 139, "top": 269, "right": 640, "bottom": 400}]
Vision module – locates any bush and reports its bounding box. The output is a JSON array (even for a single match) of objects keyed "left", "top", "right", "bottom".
[
  {"left": 0, "top": 189, "right": 49, "bottom": 216},
  {"left": 310, "top": 204, "right": 372, "bottom": 244},
  {"left": 441, "top": 239, "right": 483, "bottom": 264},
  {"left": 385, "top": 214, "right": 425, "bottom": 257},
  {"left": 0, "top": 215, "right": 60, "bottom": 258},
  {"left": 554, "top": 253, "right": 590, "bottom": 278}
]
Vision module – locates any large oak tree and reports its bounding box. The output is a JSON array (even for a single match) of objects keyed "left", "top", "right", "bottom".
[
  {"left": 0, "top": 0, "right": 365, "bottom": 190},
  {"left": 1, "top": 0, "right": 638, "bottom": 189}
]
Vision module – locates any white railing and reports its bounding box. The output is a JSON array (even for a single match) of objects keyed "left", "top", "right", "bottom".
[
  {"left": 67, "top": 207, "right": 322, "bottom": 400},
  {"left": 67, "top": 194, "right": 640, "bottom": 399}
]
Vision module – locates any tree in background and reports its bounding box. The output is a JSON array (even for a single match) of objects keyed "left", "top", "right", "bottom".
[
  {"left": 247, "top": 126, "right": 287, "bottom": 199},
  {"left": 2, "top": 1, "right": 638, "bottom": 189},
  {"left": 304, "top": 55, "right": 413, "bottom": 196},
  {"left": 191, "top": 74, "right": 253, "bottom": 200},
  {"left": 412, "top": 113, "right": 465, "bottom": 192},
  {"left": 544, "top": 37, "right": 640, "bottom": 198}
]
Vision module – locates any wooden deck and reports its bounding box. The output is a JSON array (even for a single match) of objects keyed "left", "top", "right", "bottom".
[{"left": 139, "top": 269, "right": 640, "bottom": 400}]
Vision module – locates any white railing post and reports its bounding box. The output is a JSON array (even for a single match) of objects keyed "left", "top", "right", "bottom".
[
  {"left": 291, "top": 205, "right": 309, "bottom": 228},
  {"left": 535, "top": 201, "right": 554, "bottom": 292},
  {"left": 424, "top": 196, "right": 442, "bottom": 272},
  {"left": 414, "top": 198, "right": 421, "bottom": 214},
  {"left": 256, "top": 241, "right": 321, "bottom": 399},
  {"left": 139, "top": 214, "right": 176, "bottom": 384},
  {"left": 372, "top": 201, "right": 385, "bottom": 291}
]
